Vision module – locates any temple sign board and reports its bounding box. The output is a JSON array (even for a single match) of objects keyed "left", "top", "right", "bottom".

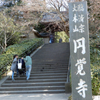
[{"left": 69, "top": 1, "right": 92, "bottom": 100}]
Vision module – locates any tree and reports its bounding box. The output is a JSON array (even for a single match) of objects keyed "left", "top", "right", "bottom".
[
  {"left": 46, "top": 0, "right": 69, "bottom": 11},
  {"left": 47, "top": 0, "right": 94, "bottom": 36},
  {"left": 8, "top": 0, "right": 48, "bottom": 37},
  {"left": 0, "top": 10, "right": 23, "bottom": 53},
  {"left": 44, "top": 0, "right": 69, "bottom": 36},
  {"left": 87, "top": 0, "right": 100, "bottom": 35}
]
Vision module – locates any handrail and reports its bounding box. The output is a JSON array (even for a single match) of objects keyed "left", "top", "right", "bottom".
[
  {"left": 65, "top": 55, "right": 71, "bottom": 93},
  {"left": 66, "top": 56, "right": 71, "bottom": 83},
  {"left": 0, "top": 39, "right": 44, "bottom": 79}
]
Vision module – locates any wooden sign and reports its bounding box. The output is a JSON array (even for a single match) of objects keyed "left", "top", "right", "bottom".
[{"left": 69, "top": 1, "right": 92, "bottom": 100}]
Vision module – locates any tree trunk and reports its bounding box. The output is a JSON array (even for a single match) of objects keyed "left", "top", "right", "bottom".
[
  {"left": 65, "top": 26, "right": 69, "bottom": 37},
  {"left": 4, "top": 33, "right": 7, "bottom": 51}
]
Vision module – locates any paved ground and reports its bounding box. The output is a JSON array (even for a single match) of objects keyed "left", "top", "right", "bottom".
[
  {"left": 0, "top": 93, "right": 71, "bottom": 100},
  {"left": 93, "top": 96, "right": 100, "bottom": 100},
  {"left": 0, "top": 94, "right": 99, "bottom": 100}
]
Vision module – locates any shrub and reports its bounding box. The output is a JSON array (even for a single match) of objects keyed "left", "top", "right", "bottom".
[
  {"left": 68, "top": 95, "right": 72, "bottom": 100},
  {"left": 0, "top": 38, "right": 43, "bottom": 78},
  {"left": 92, "top": 76, "right": 100, "bottom": 95}
]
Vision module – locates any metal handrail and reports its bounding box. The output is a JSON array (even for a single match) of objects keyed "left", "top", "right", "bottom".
[
  {"left": 0, "top": 39, "right": 44, "bottom": 79},
  {"left": 66, "top": 56, "right": 71, "bottom": 83}
]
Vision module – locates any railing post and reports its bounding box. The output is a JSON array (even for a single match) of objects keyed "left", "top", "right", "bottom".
[
  {"left": 65, "top": 56, "right": 72, "bottom": 93},
  {"left": 6, "top": 66, "right": 7, "bottom": 77},
  {"left": 67, "top": 58, "right": 71, "bottom": 83}
]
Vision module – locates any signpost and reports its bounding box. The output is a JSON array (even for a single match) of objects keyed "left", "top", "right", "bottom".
[{"left": 69, "top": 1, "right": 92, "bottom": 100}]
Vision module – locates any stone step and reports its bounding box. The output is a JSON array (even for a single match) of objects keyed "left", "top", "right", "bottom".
[
  {"left": 32, "top": 65, "right": 68, "bottom": 68},
  {"left": 14, "top": 71, "right": 67, "bottom": 75},
  {"left": 32, "top": 67, "right": 68, "bottom": 69},
  {"left": 8, "top": 75, "right": 67, "bottom": 80},
  {"left": 14, "top": 72, "right": 67, "bottom": 76},
  {"left": 31, "top": 70, "right": 67, "bottom": 72},
  {"left": 31, "top": 69, "right": 68, "bottom": 72},
  {"left": 0, "top": 86, "right": 65, "bottom": 91},
  {"left": 32, "top": 64, "right": 68, "bottom": 66},
  {"left": 30, "top": 73, "right": 67, "bottom": 76},
  {"left": 15, "top": 73, "right": 67, "bottom": 77},
  {"left": 0, "top": 89, "right": 65, "bottom": 94},
  {"left": 1, "top": 82, "right": 65, "bottom": 87},
  {"left": 5, "top": 78, "right": 66, "bottom": 83},
  {"left": 32, "top": 61, "right": 69, "bottom": 63},
  {"left": 33, "top": 63, "right": 69, "bottom": 66},
  {"left": 31, "top": 71, "right": 67, "bottom": 74},
  {"left": 32, "top": 68, "right": 68, "bottom": 71},
  {"left": 0, "top": 43, "right": 70, "bottom": 94}
]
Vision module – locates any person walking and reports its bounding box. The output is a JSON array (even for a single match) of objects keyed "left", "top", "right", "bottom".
[
  {"left": 22, "top": 53, "right": 32, "bottom": 80},
  {"left": 59, "top": 38, "right": 62, "bottom": 43},
  {"left": 17, "top": 58, "right": 26, "bottom": 76},
  {"left": 11, "top": 54, "right": 18, "bottom": 81}
]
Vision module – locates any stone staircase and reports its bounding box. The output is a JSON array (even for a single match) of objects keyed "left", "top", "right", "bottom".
[{"left": 0, "top": 43, "right": 70, "bottom": 94}]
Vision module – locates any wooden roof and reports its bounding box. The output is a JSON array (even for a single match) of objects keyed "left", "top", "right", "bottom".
[
  {"left": 39, "top": 12, "right": 69, "bottom": 33},
  {"left": 40, "top": 11, "right": 69, "bottom": 23}
]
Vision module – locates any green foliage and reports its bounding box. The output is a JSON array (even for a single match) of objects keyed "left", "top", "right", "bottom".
[
  {"left": 90, "top": 47, "right": 100, "bottom": 65},
  {"left": 17, "top": 0, "right": 22, "bottom": 6},
  {"left": 90, "top": 34, "right": 100, "bottom": 66},
  {"left": 5, "top": 38, "right": 42, "bottom": 56},
  {"left": 90, "top": 34, "right": 100, "bottom": 95},
  {"left": 55, "top": 31, "right": 69, "bottom": 43},
  {"left": 0, "top": 11, "right": 21, "bottom": 51},
  {"left": 34, "top": 23, "right": 45, "bottom": 32},
  {"left": 90, "top": 34, "right": 100, "bottom": 47},
  {"left": 7, "top": 32, "right": 21, "bottom": 46},
  {"left": 90, "top": 54, "right": 100, "bottom": 95},
  {"left": 0, "top": 38, "right": 43, "bottom": 78},
  {"left": 68, "top": 95, "right": 72, "bottom": 100},
  {"left": 92, "top": 76, "right": 100, "bottom": 95}
]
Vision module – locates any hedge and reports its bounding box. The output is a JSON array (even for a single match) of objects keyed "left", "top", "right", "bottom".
[{"left": 0, "top": 38, "right": 43, "bottom": 78}]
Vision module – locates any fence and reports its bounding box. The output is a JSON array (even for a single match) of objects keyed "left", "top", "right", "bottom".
[{"left": 67, "top": 56, "right": 71, "bottom": 83}]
